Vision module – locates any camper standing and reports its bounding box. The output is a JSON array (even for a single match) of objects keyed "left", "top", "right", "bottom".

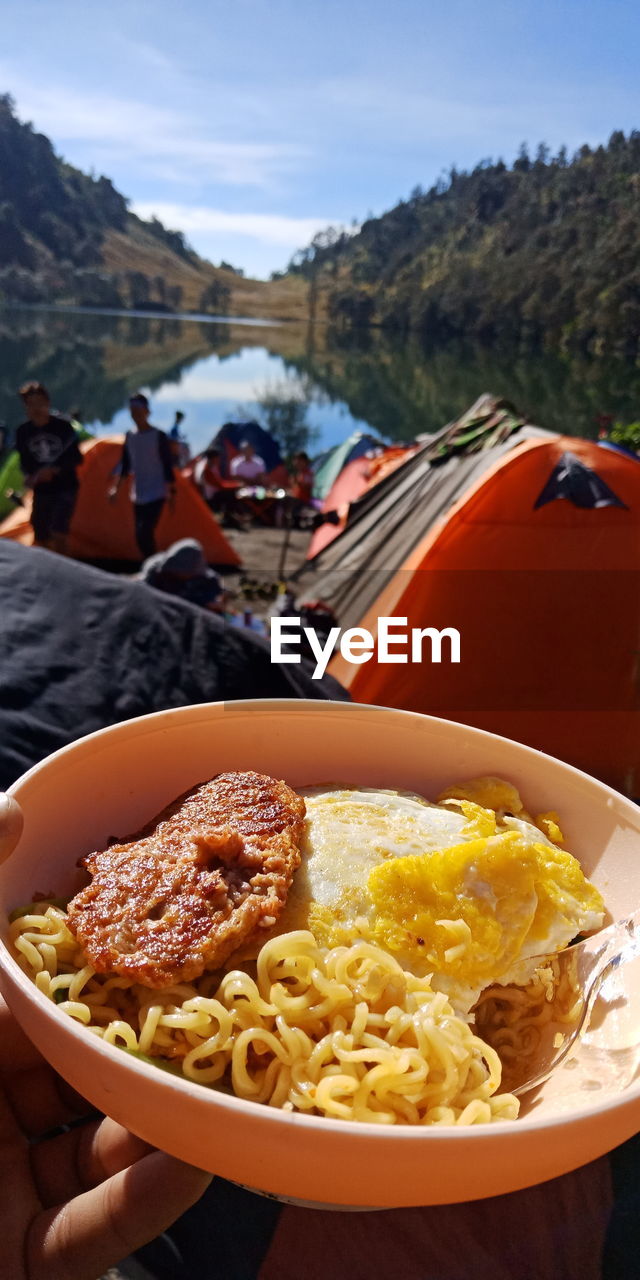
[
  {"left": 15, "top": 380, "right": 84, "bottom": 555},
  {"left": 109, "top": 393, "right": 176, "bottom": 558}
]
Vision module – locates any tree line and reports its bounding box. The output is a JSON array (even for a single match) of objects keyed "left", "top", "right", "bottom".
[
  {"left": 286, "top": 133, "right": 640, "bottom": 357},
  {"left": 0, "top": 95, "right": 229, "bottom": 315}
]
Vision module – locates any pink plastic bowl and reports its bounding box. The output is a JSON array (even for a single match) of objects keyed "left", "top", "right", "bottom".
[{"left": 1, "top": 700, "right": 639, "bottom": 1208}]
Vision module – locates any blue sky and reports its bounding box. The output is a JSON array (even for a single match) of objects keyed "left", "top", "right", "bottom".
[{"left": 2, "top": 0, "right": 640, "bottom": 277}]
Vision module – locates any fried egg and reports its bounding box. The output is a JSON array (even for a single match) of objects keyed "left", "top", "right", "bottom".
[{"left": 240, "top": 777, "right": 605, "bottom": 1013}]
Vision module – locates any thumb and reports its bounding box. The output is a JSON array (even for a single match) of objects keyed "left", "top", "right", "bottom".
[{"left": 0, "top": 793, "right": 24, "bottom": 864}]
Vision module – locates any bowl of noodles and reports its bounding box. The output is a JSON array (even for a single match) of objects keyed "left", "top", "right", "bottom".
[{"left": 1, "top": 699, "right": 640, "bottom": 1209}]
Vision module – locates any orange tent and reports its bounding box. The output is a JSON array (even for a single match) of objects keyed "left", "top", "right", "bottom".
[
  {"left": 0, "top": 437, "right": 241, "bottom": 567},
  {"left": 332, "top": 436, "right": 640, "bottom": 795}
]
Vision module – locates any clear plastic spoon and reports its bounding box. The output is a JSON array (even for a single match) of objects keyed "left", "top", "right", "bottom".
[{"left": 507, "top": 910, "right": 640, "bottom": 1096}]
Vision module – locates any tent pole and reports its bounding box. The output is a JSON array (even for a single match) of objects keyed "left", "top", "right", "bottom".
[{"left": 277, "top": 500, "right": 293, "bottom": 583}]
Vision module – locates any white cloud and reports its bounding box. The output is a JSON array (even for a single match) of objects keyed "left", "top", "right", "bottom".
[
  {"left": 3, "top": 78, "right": 307, "bottom": 188},
  {"left": 154, "top": 377, "right": 257, "bottom": 402},
  {"left": 112, "top": 37, "right": 177, "bottom": 74},
  {"left": 318, "top": 75, "right": 517, "bottom": 143},
  {"left": 132, "top": 201, "right": 340, "bottom": 247}
]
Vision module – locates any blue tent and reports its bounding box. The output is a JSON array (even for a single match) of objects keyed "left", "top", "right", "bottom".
[{"left": 597, "top": 440, "right": 640, "bottom": 462}]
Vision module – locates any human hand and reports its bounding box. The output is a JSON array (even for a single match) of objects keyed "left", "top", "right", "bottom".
[
  {"left": 0, "top": 1000, "right": 212, "bottom": 1280},
  {"left": 0, "top": 792, "right": 23, "bottom": 861},
  {"left": 0, "top": 794, "right": 213, "bottom": 1280}
]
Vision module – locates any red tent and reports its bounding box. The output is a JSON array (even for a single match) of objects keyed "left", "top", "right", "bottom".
[{"left": 307, "top": 445, "right": 418, "bottom": 559}]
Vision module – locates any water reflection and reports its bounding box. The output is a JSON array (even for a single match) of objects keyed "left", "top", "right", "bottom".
[
  {"left": 286, "top": 327, "right": 640, "bottom": 442},
  {"left": 1, "top": 307, "right": 639, "bottom": 459}
]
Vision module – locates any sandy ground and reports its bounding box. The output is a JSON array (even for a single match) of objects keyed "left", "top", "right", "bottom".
[{"left": 218, "top": 522, "right": 313, "bottom": 614}]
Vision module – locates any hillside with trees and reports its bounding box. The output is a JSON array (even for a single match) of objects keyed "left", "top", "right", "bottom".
[
  {"left": 287, "top": 133, "right": 640, "bottom": 356},
  {"left": 0, "top": 95, "right": 307, "bottom": 320}
]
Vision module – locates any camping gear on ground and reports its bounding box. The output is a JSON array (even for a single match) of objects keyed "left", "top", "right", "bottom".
[
  {"left": 233, "top": 484, "right": 288, "bottom": 529},
  {"left": 139, "top": 538, "right": 224, "bottom": 610}
]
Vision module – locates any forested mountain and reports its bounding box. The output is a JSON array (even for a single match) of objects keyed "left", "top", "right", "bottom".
[
  {"left": 287, "top": 134, "right": 640, "bottom": 355},
  {"left": 5, "top": 89, "right": 639, "bottom": 353},
  {"left": 0, "top": 95, "right": 307, "bottom": 319}
]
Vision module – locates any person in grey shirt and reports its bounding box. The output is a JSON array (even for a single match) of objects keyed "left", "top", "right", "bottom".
[{"left": 109, "top": 392, "right": 176, "bottom": 558}]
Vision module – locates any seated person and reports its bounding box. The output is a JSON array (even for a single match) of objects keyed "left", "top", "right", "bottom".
[
  {"left": 194, "top": 447, "right": 244, "bottom": 528},
  {"left": 139, "top": 538, "right": 224, "bottom": 612},
  {"left": 289, "top": 451, "right": 314, "bottom": 503},
  {"left": 194, "top": 447, "right": 225, "bottom": 504},
  {"left": 229, "top": 440, "right": 267, "bottom": 484},
  {"left": 288, "top": 450, "right": 316, "bottom": 528}
]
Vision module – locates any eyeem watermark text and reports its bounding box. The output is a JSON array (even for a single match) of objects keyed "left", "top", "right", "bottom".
[{"left": 270, "top": 616, "right": 461, "bottom": 679}]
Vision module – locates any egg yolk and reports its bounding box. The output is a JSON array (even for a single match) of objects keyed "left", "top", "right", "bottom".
[
  {"left": 367, "top": 828, "right": 604, "bottom": 989},
  {"left": 437, "top": 777, "right": 524, "bottom": 814}
]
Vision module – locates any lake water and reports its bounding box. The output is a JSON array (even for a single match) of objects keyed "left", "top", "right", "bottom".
[{"left": 2, "top": 306, "right": 640, "bottom": 457}]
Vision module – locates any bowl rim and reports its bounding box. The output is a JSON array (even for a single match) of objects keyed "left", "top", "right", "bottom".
[{"left": 2, "top": 696, "right": 639, "bottom": 1143}]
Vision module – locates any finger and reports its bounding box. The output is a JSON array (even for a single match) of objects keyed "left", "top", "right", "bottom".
[
  {"left": 0, "top": 993, "right": 91, "bottom": 1126},
  {"left": 30, "top": 1116, "right": 153, "bottom": 1207},
  {"left": 3, "top": 1063, "right": 93, "bottom": 1138},
  {"left": 0, "top": 997, "right": 44, "bottom": 1072},
  {"left": 0, "top": 1000, "right": 84, "bottom": 1112},
  {"left": 27, "top": 1151, "right": 212, "bottom": 1280},
  {"left": 0, "top": 792, "right": 24, "bottom": 863}
]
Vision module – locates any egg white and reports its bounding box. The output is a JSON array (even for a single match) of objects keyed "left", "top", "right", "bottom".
[{"left": 298, "top": 786, "right": 471, "bottom": 915}]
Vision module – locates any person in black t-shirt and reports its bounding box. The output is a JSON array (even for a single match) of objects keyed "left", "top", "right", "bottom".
[{"left": 15, "top": 381, "right": 84, "bottom": 555}]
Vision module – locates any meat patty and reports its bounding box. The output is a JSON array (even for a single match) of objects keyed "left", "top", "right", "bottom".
[{"left": 66, "top": 771, "right": 306, "bottom": 988}]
